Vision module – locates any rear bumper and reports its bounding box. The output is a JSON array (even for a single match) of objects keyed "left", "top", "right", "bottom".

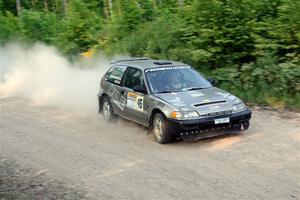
[{"left": 167, "top": 109, "right": 251, "bottom": 140}]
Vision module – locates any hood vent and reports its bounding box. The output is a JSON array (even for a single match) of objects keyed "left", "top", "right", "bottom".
[{"left": 194, "top": 100, "right": 226, "bottom": 107}]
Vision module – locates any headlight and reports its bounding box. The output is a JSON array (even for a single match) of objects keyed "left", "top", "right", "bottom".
[
  {"left": 232, "top": 102, "right": 246, "bottom": 112},
  {"left": 170, "top": 111, "right": 199, "bottom": 120}
]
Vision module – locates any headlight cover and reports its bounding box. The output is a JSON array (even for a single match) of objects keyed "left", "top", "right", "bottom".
[
  {"left": 170, "top": 111, "right": 199, "bottom": 120},
  {"left": 232, "top": 102, "right": 246, "bottom": 112}
]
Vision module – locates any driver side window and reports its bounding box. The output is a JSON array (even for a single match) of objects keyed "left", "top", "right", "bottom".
[{"left": 123, "top": 67, "right": 145, "bottom": 89}]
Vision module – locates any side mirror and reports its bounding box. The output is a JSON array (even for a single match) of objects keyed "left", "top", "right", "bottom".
[
  {"left": 133, "top": 85, "right": 147, "bottom": 94},
  {"left": 207, "top": 77, "right": 216, "bottom": 86}
]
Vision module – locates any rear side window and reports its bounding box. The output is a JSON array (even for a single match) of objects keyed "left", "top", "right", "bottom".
[
  {"left": 107, "top": 66, "right": 126, "bottom": 85},
  {"left": 123, "top": 67, "right": 145, "bottom": 89}
]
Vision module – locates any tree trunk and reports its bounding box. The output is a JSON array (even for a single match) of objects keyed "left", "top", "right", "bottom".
[
  {"left": 177, "top": 0, "right": 184, "bottom": 6},
  {"left": 44, "top": 0, "right": 48, "bottom": 11},
  {"left": 16, "top": 0, "right": 21, "bottom": 16},
  {"left": 103, "top": 0, "right": 109, "bottom": 19},
  {"left": 104, "top": 0, "right": 113, "bottom": 20},
  {"left": 31, "top": 0, "right": 36, "bottom": 9},
  {"left": 62, "top": 0, "right": 67, "bottom": 16},
  {"left": 108, "top": 0, "right": 113, "bottom": 17}
]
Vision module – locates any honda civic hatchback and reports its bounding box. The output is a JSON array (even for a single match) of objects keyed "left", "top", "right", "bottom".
[{"left": 97, "top": 58, "right": 251, "bottom": 144}]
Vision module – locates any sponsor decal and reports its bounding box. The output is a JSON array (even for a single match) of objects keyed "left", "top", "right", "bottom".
[
  {"left": 145, "top": 65, "right": 190, "bottom": 72},
  {"left": 119, "top": 95, "right": 126, "bottom": 110},
  {"left": 167, "top": 97, "right": 186, "bottom": 107},
  {"left": 188, "top": 91, "right": 204, "bottom": 97},
  {"left": 107, "top": 84, "right": 126, "bottom": 110},
  {"left": 127, "top": 92, "right": 144, "bottom": 112},
  {"left": 157, "top": 102, "right": 165, "bottom": 108},
  {"left": 107, "top": 84, "right": 118, "bottom": 98},
  {"left": 215, "top": 92, "right": 230, "bottom": 98},
  {"left": 209, "top": 105, "right": 220, "bottom": 109}
]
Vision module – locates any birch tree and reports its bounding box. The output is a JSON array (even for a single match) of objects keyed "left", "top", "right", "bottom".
[{"left": 16, "top": 0, "right": 21, "bottom": 16}]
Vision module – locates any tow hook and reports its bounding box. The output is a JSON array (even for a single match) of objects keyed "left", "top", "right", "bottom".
[{"left": 240, "top": 123, "right": 244, "bottom": 131}]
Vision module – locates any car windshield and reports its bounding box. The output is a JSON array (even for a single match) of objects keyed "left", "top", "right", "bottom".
[{"left": 145, "top": 66, "right": 212, "bottom": 94}]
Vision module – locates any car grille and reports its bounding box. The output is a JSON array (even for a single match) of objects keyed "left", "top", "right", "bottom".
[{"left": 201, "top": 110, "right": 232, "bottom": 118}]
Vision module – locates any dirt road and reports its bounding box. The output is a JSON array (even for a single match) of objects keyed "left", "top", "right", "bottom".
[{"left": 1, "top": 96, "right": 300, "bottom": 200}]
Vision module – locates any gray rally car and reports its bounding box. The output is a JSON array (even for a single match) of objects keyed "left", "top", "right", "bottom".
[{"left": 97, "top": 57, "right": 251, "bottom": 144}]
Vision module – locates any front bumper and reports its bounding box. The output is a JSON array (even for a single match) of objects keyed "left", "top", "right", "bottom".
[{"left": 167, "top": 109, "right": 251, "bottom": 140}]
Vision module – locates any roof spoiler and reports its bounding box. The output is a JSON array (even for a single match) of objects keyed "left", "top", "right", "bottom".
[
  {"left": 110, "top": 57, "right": 150, "bottom": 64},
  {"left": 153, "top": 61, "right": 173, "bottom": 65}
]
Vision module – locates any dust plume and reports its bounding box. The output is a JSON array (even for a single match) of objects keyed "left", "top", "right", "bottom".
[{"left": 0, "top": 43, "right": 114, "bottom": 113}]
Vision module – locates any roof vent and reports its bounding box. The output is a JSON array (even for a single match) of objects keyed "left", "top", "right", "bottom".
[{"left": 153, "top": 61, "right": 172, "bottom": 65}]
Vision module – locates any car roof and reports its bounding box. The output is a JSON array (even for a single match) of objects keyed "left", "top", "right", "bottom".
[{"left": 110, "top": 57, "right": 189, "bottom": 70}]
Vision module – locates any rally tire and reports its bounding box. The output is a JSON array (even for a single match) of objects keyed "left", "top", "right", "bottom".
[
  {"left": 102, "top": 97, "right": 115, "bottom": 121},
  {"left": 152, "top": 113, "right": 173, "bottom": 144}
]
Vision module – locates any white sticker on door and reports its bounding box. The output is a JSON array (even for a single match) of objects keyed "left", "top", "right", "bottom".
[{"left": 127, "top": 92, "right": 144, "bottom": 112}]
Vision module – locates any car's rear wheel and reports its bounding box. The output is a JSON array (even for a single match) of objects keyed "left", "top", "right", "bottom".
[
  {"left": 102, "top": 97, "right": 115, "bottom": 121},
  {"left": 153, "top": 113, "right": 173, "bottom": 144}
]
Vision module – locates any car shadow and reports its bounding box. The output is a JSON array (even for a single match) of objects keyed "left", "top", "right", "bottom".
[{"left": 109, "top": 114, "right": 251, "bottom": 150}]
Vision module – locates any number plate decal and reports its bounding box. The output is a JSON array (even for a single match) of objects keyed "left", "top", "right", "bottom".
[{"left": 214, "top": 117, "right": 230, "bottom": 124}]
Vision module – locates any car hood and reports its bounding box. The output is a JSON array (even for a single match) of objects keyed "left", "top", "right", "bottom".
[{"left": 154, "top": 87, "right": 240, "bottom": 115}]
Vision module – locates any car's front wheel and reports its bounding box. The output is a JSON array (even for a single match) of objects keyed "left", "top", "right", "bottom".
[
  {"left": 102, "top": 97, "right": 115, "bottom": 121},
  {"left": 153, "top": 113, "right": 173, "bottom": 144}
]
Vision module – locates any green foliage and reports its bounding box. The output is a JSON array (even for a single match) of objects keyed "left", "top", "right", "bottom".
[
  {"left": 0, "top": 0, "right": 300, "bottom": 108},
  {"left": 18, "top": 10, "right": 60, "bottom": 43},
  {"left": 54, "top": 0, "right": 103, "bottom": 54},
  {"left": 122, "top": 12, "right": 183, "bottom": 59},
  {"left": 0, "top": 11, "right": 21, "bottom": 43},
  {"left": 212, "top": 54, "right": 300, "bottom": 108}
]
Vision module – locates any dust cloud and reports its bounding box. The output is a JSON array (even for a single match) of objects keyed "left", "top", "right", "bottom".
[{"left": 0, "top": 43, "right": 115, "bottom": 113}]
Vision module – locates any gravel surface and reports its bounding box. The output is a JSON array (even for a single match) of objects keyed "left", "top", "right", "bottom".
[
  {"left": 0, "top": 158, "right": 88, "bottom": 200},
  {"left": 0, "top": 96, "right": 300, "bottom": 200}
]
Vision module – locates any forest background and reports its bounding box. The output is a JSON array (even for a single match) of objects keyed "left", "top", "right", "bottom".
[{"left": 1, "top": 0, "right": 300, "bottom": 108}]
